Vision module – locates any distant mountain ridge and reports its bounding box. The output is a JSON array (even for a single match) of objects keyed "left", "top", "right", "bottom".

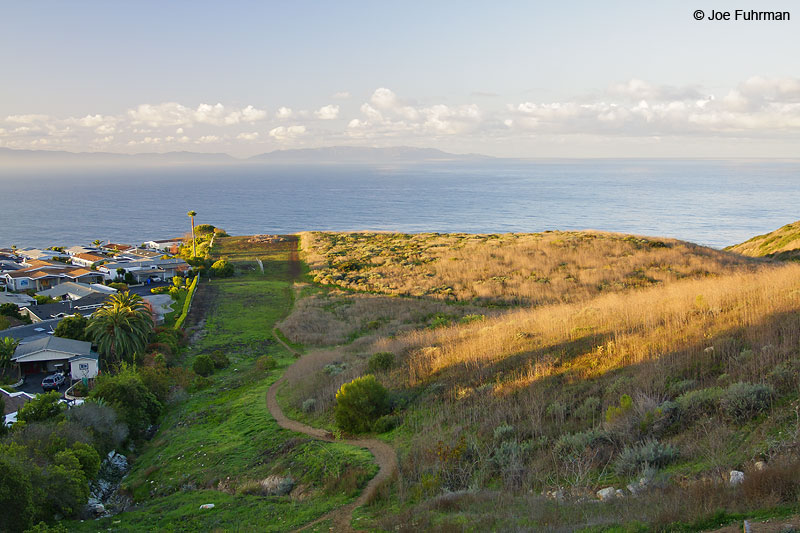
[{"left": 0, "top": 146, "right": 492, "bottom": 167}]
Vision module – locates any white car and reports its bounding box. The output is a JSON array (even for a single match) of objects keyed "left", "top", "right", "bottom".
[{"left": 42, "top": 373, "right": 66, "bottom": 392}]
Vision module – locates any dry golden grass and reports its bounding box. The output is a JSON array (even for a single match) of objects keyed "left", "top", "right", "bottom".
[
  {"left": 301, "top": 230, "right": 759, "bottom": 305},
  {"left": 727, "top": 219, "right": 800, "bottom": 259},
  {"left": 372, "top": 262, "right": 799, "bottom": 389}
]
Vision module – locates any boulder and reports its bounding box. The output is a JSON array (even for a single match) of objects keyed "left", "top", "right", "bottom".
[
  {"left": 754, "top": 461, "right": 767, "bottom": 471},
  {"left": 729, "top": 470, "right": 745, "bottom": 486},
  {"left": 597, "top": 487, "right": 616, "bottom": 501}
]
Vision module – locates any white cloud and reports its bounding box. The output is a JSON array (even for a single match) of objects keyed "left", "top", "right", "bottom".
[
  {"left": 196, "top": 135, "right": 221, "bottom": 143},
  {"left": 314, "top": 104, "right": 340, "bottom": 120},
  {"left": 127, "top": 102, "right": 267, "bottom": 127},
  {"left": 5, "top": 114, "right": 50, "bottom": 124},
  {"left": 236, "top": 132, "right": 260, "bottom": 141},
  {"left": 269, "top": 125, "right": 306, "bottom": 141},
  {"left": 332, "top": 91, "right": 351, "bottom": 100},
  {"left": 276, "top": 107, "right": 293, "bottom": 119}
]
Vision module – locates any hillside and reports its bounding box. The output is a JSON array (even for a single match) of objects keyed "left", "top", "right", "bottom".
[{"left": 726, "top": 220, "right": 800, "bottom": 259}]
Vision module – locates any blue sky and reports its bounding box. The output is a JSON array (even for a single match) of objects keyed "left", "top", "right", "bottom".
[{"left": 1, "top": 1, "right": 798, "bottom": 157}]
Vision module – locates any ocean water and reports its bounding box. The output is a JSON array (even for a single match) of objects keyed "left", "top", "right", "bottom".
[{"left": 1, "top": 159, "right": 798, "bottom": 249}]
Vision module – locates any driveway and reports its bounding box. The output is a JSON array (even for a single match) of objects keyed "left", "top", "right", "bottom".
[
  {"left": 143, "top": 294, "right": 174, "bottom": 324},
  {"left": 16, "top": 372, "right": 66, "bottom": 396},
  {"left": 128, "top": 282, "right": 170, "bottom": 296}
]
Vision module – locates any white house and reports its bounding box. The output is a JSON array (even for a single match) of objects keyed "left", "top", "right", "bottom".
[
  {"left": 12, "top": 336, "right": 99, "bottom": 377},
  {"left": 144, "top": 239, "right": 183, "bottom": 252},
  {"left": 70, "top": 252, "right": 108, "bottom": 268}
]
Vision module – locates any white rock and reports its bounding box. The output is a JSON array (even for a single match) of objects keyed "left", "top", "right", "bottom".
[
  {"left": 729, "top": 470, "right": 745, "bottom": 486},
  {"left": 627, "top": 483, "right": 641, "bottom": 496},
  {"left": 615, "top": 489, "right": 625, "bottom": 498},
  {"left": 754, "top": 461, "right": 767, "bottom": 471},
  {"left": 597, "top": 487, "right": 616, "bottom": 501},
  {"left": 200, "top": 503, "right": 215, "bottom": 510}
]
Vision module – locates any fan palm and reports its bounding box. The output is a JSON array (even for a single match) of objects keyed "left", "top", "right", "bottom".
[
  {"left": 187, "top": 210, "right": 197, "bottom": 257},
  {"left": 87, "top": 292, "right": 154, "bottom": 366}
]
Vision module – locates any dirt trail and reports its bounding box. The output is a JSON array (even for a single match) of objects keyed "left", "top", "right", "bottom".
[{"left": 267, "top": 329, "right": 397, "bottom": 532}]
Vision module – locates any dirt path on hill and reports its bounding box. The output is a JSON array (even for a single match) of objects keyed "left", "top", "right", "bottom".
[{"left": 267, "top": 328, "right": 397, "bottom": 532}]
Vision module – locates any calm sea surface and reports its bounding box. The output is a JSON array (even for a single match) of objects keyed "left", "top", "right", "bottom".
[{"left": 1, "top": 159, "right": 798, "bottom": 249}]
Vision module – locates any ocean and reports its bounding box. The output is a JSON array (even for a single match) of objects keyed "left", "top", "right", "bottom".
[{"left": 1, "top": 159, "right": 798, "bottom": 249}]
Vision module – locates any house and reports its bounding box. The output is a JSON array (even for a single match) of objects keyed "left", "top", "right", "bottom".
[
  {"left": 98, "top": 257, "right": 189, "bottom": 281},
  {"left": 68, "top": 353, "right": 99, "bottom": 382},
  {"left": 1, "top": 263, "right": 73, "bottom": 291},
  {"left": 100, "top": 243, "right": 133, "bottom": 253},
  {"left": 1, "top": 318, "right": 63, "bottom": 342},
  {"left": 22, "top": 293, "right": 109, "bottom": 322},
  {"left": 65, "top": 245, "right": 101, "bottom": 256},
  {"left": 37, "top": 281, "right": 116, "bottom": 301},
  {"left": 11, "top": 336, "right": 98, "bottom": 378},
  {"left": 61, "top": 268, "right": 105, "bottom": 285},
  {"left": 16, "top": 248, "right": 70, "bottom": 261},
  {"left": 0, "top": 292, "right": 36, "bottom": 308},
  {"left": 144, "top": 238, "right": 183, "bottom": 252},
  {"left": 70, "top": 252, "right": 108, "bottom": 268},
  {"left": 2, "top": 387, "right": 34, "bottom": 426}
]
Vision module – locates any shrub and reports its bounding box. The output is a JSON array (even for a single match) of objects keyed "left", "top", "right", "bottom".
[
  {"left": 255, "top": 355, "right": 277, "bottom": 372},
  {"left": 66, "top": 401, "right": 128, "bottom": 455},
  {"left": 372, "top": 414, "right": 400, "bottom": 434},
  {"left": 192, "top": 354, "right": 215, "bottom": 377},
  {"left": 40, "top": 449, "right": 90, "bottom": 518},
  {"left": 367, "top": 351, "right": 394, "bottom": 373},
  {"left": 555, "top": 429, "right": 612, "bottom": 459},
  {"left": 334, "top": 375, "right": 390, "bottom": 433},
  {"left": 301, "top": 398, "right": 316, "bottom": 413},
  {"left": 16, "top": 391, "right": 65, "bottom": 423},
  {"left": 615, "top": 439, "right": 679, "bottom": 476},
  {"left": 150, "top": 286, "right": 170, "bottom": 295},
  {"left": 720, "top": 382, "right": 773, "bottom": 422},
  {"left": 575, "top": 396, "right": 601, "bottom": 421},
  {"left": 210, "top": 350, "right": 230, "bottom": 369},
  {"left": 676, "top": 387, "right": 723, "bottom": 418},
  {"left": 493, "top": 424, "right": 516, "bottom": 442},
  {"left": 210, "top": 258, "right": 234, "bottom": 278},
  {"left": 108, "top": 282, "right": 128, "bottom": 291},
  {"left": 71, "top": 381, "right": 89, "bottom": 397},
  {"left": 546, "top": 401, "right": 567, "bottom": 422},
  {"left": 190, "top": 375, "right": 212, "bottom": 392},
  {"left": 69, "top": 441, "right": 101, "bottom": 480},
  {"left": 89, "top": 368, "right": 162, "bottom": 438}
]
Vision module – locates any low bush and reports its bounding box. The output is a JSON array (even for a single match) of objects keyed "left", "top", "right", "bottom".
[
  {"left": 334, "top": 375, "right": 390, "bottom": 433},
  {"left": 192, "top": 354, "right": 215, "bottom": 377},
  {"left": 89, "top": 368, "right": 162, "bottom": 438},
  {"left": 575, "top": 396, "right": 601, "bottom": 421},
  {"left": 16, "top": 391, "right": 65, "bottom": 423},
  {"left": 372, "top": 413, "right": 401, "bottom": 434},
  {"left": 493, "top": 424, "right": 516, "bottom": 442},
  {"left": 719, "top": 382, "right": 773, "bottom": 423},
  {"left": 606, "top": 394, "right": 633, "bottom": 424},
  {"left": 71, "top": 381, "right": 89, "bottom": 397},
  {"left": 210, "top": 350, "right": 230, "bottom": 369},
  {"left": 301, "top": 398, "right": 316, "bottom": 413},
  {"left": 210, "top": 258, "right": 234, "bottom": 278},
  {"left": 254, "top": 355, "right": 277, "bottom": 372},
  {"left": 554, "top": 429, "right": 612, "bottom": 459},
  {"left": 676, "top": 387, "right": 723, "bottom": 418},
  {"left": 615, "top": 439, "right": 679, "bottom": 476},
  {"left": 367, "top": 351, "right": 395, "bottom": 373}
]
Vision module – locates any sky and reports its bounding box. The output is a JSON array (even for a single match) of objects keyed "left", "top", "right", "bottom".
[{"left": 1, "top": 1, "right": 798, "bottom": 158}]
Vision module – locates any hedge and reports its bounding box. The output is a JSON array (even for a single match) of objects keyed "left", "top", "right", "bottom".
[{"left": 173, "top": 275, "right": 199, "bottom": 330}]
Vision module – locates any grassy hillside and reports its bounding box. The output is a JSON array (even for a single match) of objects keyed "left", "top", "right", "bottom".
[
  {"left": 71, "top": 237, "right": 377, "bottom": 532},
  {"left": 726, "top": 220, "right": 800, "bottom": 259},
  {"left": 302, "top": 231, "right": 757, "bottom": 306},
  {"left": 280, "top": 231, "right": 800, "bottom": 531}
]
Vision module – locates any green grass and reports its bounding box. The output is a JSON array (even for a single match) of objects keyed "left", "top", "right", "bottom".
[
  {"left": 67, "top": 241, "right": 378, "bottom": 532},
  {"left": 161, "top": 289, "right": 188, "bottom": 329}
]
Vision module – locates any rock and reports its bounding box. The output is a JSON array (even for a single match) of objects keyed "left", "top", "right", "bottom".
[
  {"left": 729, "top": 470, "right": 745, "bottom": 486},
  {"left": 199, "top": 503, "right": 215, "bottom": 510},
  {"left": 597, "top": 487, "right": 616, "bottom": 501},
  {"left": 627, "top": 483, "right": 641, "bottom": 496},
  {"left": 546, "top": 488, "right": 565, "bottom": 502},
  {"left": 615, "top": 489, "right": 625, "bottom": 498},
  {"left": 754, "top": 461, "right": 767, "bottom": 471}
]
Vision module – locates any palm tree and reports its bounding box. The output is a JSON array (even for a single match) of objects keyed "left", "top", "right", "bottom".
[
  {"left": 86, "top": 292, "right": 154, "bottom": 367},
  {"left": 0, "top": 337, "right": 19, "bottom": 375},
  {"left": 92, "top": 239, "right": 102, "bottom": 247},
  {"left": 187, "top": 210, "right": 197, "bottom": 257}
]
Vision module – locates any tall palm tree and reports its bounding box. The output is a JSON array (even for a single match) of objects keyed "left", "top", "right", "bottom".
[
  {"left": 86, "top": 291, "right": 154, "bottom": 367},
  {"left": 187, "top": 210, "right": 197, "bottom": 257}
]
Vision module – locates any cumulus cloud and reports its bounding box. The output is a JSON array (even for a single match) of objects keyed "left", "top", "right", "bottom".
[
  {"left": 236, "top": 131, "right": 260, "bottom": 141},
  {"left": 269, "top": 125, "right": 306, "bottom": 141},
  {"left": 127, "top": 102, "right": 267, "bottom": 127},
  {"left": 275, "top": 106, "right": 293, "bottom": 119},
  {"left": 315, "top": 104, "right": 340, "bottom": 120}
]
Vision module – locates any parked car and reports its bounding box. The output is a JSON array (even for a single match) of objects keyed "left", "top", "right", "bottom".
[{"left": 42, "top": 373, "right": 65, "bottom": 392}]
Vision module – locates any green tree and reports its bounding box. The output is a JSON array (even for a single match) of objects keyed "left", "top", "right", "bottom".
[
  {"left": 192, "top": 354, "right": 215, "bottom": 376},
  {"left": 334, "top": 375, "right": 390, "bottom": 433},
  {"left": 16, "top": 391, "right": 65, "bottom": 424},
  {"left": 210, "top": 258, "right": 234, "bottom": 278},
  {"left": 0, "top": 336, "right": 20, "bottom": 374},
  {"left": 0, "top": 443, "right": 35, "bottom": 531},
  {"left": 38, "top": 449, "right": 90, "bottom": 519},
  {"left": 187, "top": 210, "right": 197, "bottom": 257},
  {"left": 86, "top": 291, "right": 154, "bottom": 366},
  {"left": 53, "top": 313, "right": 89, "bottom": 341},
  {"left": 89, "top": 367, "right": 161, "bottom": 437}
]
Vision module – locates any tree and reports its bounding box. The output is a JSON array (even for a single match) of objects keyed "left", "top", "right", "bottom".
[
  {"left": 53, "top": 313, "right": 89, "bottom": 341},
  {"left": 334, "top": 375, "right": 390, "bottom": 433},
  {"left": 0, "top": 444, "right": 35, "bottom": 531},
  {"left": 16, "top": 391, "right": 65, "bottom": 424},
  {"left": 89, "top": 367, "right": 161, "bottom": 437},
  {"left": 0, "top": 336, "right": 20, "bottom": 375},
  {"left": 210, "top": 258, "right": 234, "bottom": 278},
  {"left": 86, "top": 292, "right": 154, "bottom": 367},
  {"left": 187, "top": 210, "right": 197, "bottom": 257},
  {"left": 92, "top": 239, "right": 102, "bottom": 247}
]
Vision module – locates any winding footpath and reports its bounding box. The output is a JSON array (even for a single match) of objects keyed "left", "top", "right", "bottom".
[{"left": 267, "top": 328, "right": 398, "bottom": 532}]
